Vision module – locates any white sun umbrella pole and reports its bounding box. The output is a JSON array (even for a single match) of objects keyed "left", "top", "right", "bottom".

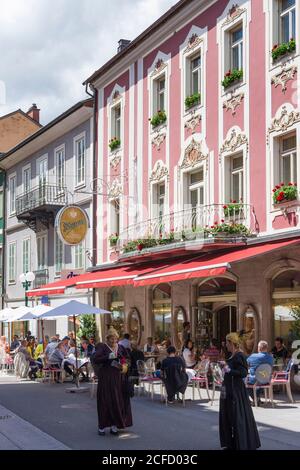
[{"left": 39, "top": 300, "right": 110, "bottom": 390}]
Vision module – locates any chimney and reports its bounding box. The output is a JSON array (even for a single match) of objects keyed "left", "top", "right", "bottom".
[
  {"left": 27, "top": 103, "right": 40, "bottom": 124},
  {"left": 117, "top": 39, "right": 131, "bottom": 54}
]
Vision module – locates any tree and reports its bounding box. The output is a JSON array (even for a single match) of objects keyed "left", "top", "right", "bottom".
[
  {"left": 289, "top": 306, "right": 300, "bottom": 342},
  {"left": 78, "top": 314, "right": 97, "bottom": 339}
]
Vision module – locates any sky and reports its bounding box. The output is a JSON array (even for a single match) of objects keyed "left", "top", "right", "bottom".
[{"left": 0, "top": 0, "right": 176, "bottom": 124}]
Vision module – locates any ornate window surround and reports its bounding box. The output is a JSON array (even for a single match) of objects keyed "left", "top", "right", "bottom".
[
  {"left": 177, "top": 136, "right": 209, "bottom": 211},
  {"left": 267, "top": 103, "right": 300, "bottom": 218},
  {"left": 267, "top": 0, "right": 299, "bottom": 72},
  {"left": 217, "top": 1, "right": 249, "bottom": 98},
  {"left": 219, "top": 126, "right": 249, "bottom": 206},
  {"left": 179, "top": 25, "right": 207, "bottom": 120},
  {"left": 147, "top": 51, "right": 171, "bottom": 136},
  {"left": 106, "top": 84, "right": 125, "bottom": 158}
]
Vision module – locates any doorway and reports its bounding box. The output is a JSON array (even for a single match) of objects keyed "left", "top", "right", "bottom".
[{"left": 216, "top": 305, "right": 237, "bottom": 345}]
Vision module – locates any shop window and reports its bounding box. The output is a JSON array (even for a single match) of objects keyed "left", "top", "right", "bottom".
[
  {"left": 127, "top": 308, "right": 141, "bottom": 343},
  {"left": 152, "top": 284, "right": 171, "bottom": 343},
  {"left": 109, "top": 287, "right": 125, "bottom": 337}
]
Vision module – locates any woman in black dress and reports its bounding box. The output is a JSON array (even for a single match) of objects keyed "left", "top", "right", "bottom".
[
  {"left": 219, "top": 332, "right": 261, "bottom": 450},
  {"left": 93, "top": 327, "right": 133, "bottom": 436}
]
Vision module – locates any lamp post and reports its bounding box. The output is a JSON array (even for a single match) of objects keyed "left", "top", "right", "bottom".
[{"left": 19, "top": 272, "right": 35, "bottom": 306}]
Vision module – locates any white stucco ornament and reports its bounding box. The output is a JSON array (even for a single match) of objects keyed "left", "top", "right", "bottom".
[
  {"left": 180, "top": 138, "right": 207, "bottom": 169},
  {"left": 220, "top": 128, "right": 248, "bottom": 155},
  {"left": 149, "top": 160, "right": 169, "bottom": 185},
  {"left": 223, "top": 93, "right": 244, "bottom": 115},
  {"left": 269, "top": 105, "right": 300, "bottom": 134},
  {"left": 271, "top": 66, "right": 297, "bottom": 93}
]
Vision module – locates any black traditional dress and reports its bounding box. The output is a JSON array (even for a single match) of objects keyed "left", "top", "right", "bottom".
[
  {"left": 219, "top": 351, "right": 261, "bottom": 450},
  {"left": 161, "top": 356, "right": 188, "bottom": 401},
  {"left": 93, "top": 342, "right": 133, "bottom": 430}
]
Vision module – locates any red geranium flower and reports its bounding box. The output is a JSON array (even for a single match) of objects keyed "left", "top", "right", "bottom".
[
  {"left": 272, "top": 189, "right": 276, "bottom": 193},
  {"left": 221, "top": 219, "right": 225, "bottom": 223},
  {"left": 223, "top": 205, "right": 228, "bottom": 209},
  {"left": 280, "top": 182, "right": 285, "bottom": 187}
]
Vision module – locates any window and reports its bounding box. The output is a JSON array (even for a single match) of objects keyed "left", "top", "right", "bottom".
[
  {"left": 188, "top": 53, "right": 201, "bottom": 96},
  {"left": 111, "top": 104, "right": 121, "bottom": 141},
  {"left": 75, "top": 135, "right": 85, "bottom": 186},
  {"left": 154, "top": 76, "right": 166, "bottom": 113},
  {"left": 280, "top": 134, "right": 297, "bottom": 184},
  {"left": 22, "top": 239, "right": 30, "bottom": 274},
  {"left": 37, "top": 235, "right": 47, "bottom": 270},
  {"left": 9, "top": 175, "right": 16, "bottom": 215},
  {"left": 8, "top": 243, "right": 16, "bottom": 283},
  {"left": 23, "top": 166, "right": 31, "bottom": 193},
  {"left": 56, "top": 147, "right": 65, "bottom": 189},
  {"left": 280, "top": 0, "right": 296, "bottom": 43},
  {"left": 188, "top": 169, "right": 204, "bottom": 229},
  {"left": 231, "top": 26, "right": 243, "bottom": 70},
  {"left": 74, "top": 242, "right": 84, "bottom": 269},
  {"left": 55, "top": 234, "right": 64, "bottom": 274},
  {"left": 230, "top": 154, "right": 244, "bottom": 201},
  {"left": 110, "top": 199, "right": 120, "bottom": 236}
]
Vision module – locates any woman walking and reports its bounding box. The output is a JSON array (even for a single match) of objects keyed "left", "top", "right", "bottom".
[
  {"left": 93, "top": 327, "right": 133, "bottom": 436},
  {"left": 219, "top": 332, "right": 261, "bottom": 450}
]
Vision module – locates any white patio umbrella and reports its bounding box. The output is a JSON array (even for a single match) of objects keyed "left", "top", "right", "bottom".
[
  {"left": 39, "top": 300, "right": 110, "bottom": 389},
  {"left": 4, "top": 306, "right": 33, "bottom": 323},
  {"left": 24, "top": 305, "right": 56, "bottom": 346},
  {"left": 0, "top": 308, "right": 14, "bottom": 322}
]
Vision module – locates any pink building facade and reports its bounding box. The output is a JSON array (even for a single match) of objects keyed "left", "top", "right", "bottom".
[{"left": 84, "top": 0, "right": 300, "bottom": 371}]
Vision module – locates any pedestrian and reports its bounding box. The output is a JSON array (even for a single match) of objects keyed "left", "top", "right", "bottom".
[
  {"left": 161, "top": 346, "right": 188, "bottom": 404},
  {"left": 93, "top": 327, "right": 133, "bottom": 436},
  {"left": 219, "top": 332, "right": 261, "bottom": 450}
]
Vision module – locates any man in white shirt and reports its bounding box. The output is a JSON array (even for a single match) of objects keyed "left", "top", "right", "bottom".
[
  {"left": 144, "top": 337, "right": 156, "bottom": 353},
  {"left": 119, "top": 333, "right": 131, "bottom": 351}
]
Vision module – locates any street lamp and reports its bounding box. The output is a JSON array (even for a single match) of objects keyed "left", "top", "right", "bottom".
[{"left": 19, "top": 272, "right": 35, "bottom": 306}]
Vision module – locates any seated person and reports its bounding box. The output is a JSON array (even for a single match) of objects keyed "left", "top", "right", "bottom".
[
  {"left": 182, "top": 340, "right": 197, "bottom": 368},
  {"left": 119, "top": 333, "right": 132, "bottom": 352},
  {"left": 203, "top": 339, "right": 220, "bottom": 363},
  {"left": 129, "top": 341, "right": 145, "bottom": 384},
  {"left": 143, "top": 337, "right": 158, "bottom": 354},
  {"left": 17, "top": 340, "right": 40, "bottom": 380},
  {"left": 67, "top": 340, "right": 89, "bottom": 381},
  {"left": 48, "top": 342, "right": 75, "bottom": 382},
  {"left": 10, "top": 335, "right": 20, "bottom": 352},
  {"left": 161, "top": 346, "right": 188, "bottom": 403},
  {"left": 88, "top": 336, "right": 96, "bottom": 357},
  {"left": 272, "top": 337, "right": 288, "bottom": 363},
  {"left": 247, "top": 340, "right": 274, "bottom": 402},
  {"left": 44, "top": 336, "right": 58, "bottom": 363}
]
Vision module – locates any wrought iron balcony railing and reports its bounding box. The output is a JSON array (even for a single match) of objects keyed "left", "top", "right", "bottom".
[
  {"left": 33, "top": 269, "right": 49, "bottom": 290},
  {"left": 16, "top": 184, "right": 67, "bottom": 217},
  {"left": 118, "top": 204, "right": 258, "bottom": 253}
]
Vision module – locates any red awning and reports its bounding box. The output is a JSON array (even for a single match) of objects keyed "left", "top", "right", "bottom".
[
  {"left": 26, "top": 276, "right": 82, "bottom": 297},
  {"left": 75, "top": 263, "right": 168, "bottom": 289},
  {"left": 133, "top": 239, "right": 300, "bottom": 286}
]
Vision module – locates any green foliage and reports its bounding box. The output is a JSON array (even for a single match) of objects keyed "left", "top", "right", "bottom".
[
  {"left": 223, "top": 201, "right": 243, "bottom": 217},
  {"left": 109, "top": 138, "right": 121, "bottom": 151},
  {"left": 222, "top": 69, "right": 243, "bottom": 89},
  {"left": 273, "top": 183, "right": 298, "bottom": 204},
  {"left": 207, "top": 222, "right": 251, "bottom": 236},
  {"left": 290, "top": 306, "right": 300, "bottom": 340},
  {"left": 185, "top": 92, "right": 201, "bottom": 109},
  {"left": 150, "top": 110, "right": 167, "bottom": 128},
  {"left": 109, "top": 233, "right": 119, "bottom": 247},
  {"left": 78, "top": 314, "right": 97, "bottom": 339},
  {"left": 272, "top": 39, "right": 296, "bottom": 61}
]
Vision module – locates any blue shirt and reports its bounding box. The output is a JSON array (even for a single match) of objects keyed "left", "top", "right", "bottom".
[{"left": 247, "top": 352, "right": 274, "bottom": 384}]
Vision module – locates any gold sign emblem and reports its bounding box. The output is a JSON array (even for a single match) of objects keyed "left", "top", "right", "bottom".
[{"left": 56, "top": 206, "right": 89, "bottom": 245}]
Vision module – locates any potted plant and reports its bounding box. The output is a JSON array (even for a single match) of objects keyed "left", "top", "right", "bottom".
[
  {"left": 149, "top": 110, "right": 167, "bottom": 128},
  {"left": 272, "top": 182, "right": 298, "bottom": 205},
  {"left": 109, "top": 137, "right": 121, "bottom": 151},
  {"left": 109, "top": 233, "right": 119, "bottom": 247},
  {"left": 271, "top": 38, "right": 296, "bottom": 62},
  {"left": 222, "top": 69, "right": 243, "bottom": 89},
  {"left": 207, "top": 221, "right": 251, "bottom": 238},
  {"left": 223, "top": 200, "right": 243, "bottom": 219},
  {"left": 185, "top": 92, "right": 201, "bottom": 110}
]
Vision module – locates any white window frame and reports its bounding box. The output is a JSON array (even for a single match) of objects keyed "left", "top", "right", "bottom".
[
  {"left": 188, "top": 168, "right": 205, "bottom": 207},
  {"left": 279, "top": 0, "right": 296, "bottom": 43},
  {"left": 109, "top": 198, "right": 120, "bottom": 237},
  {"left": 148, "top": 52, "right": 171, "bottom": 134},
  {"left": 55, "top": 144, "right": 65, "bottom": 191},
  {"left": 74, "top": 132, "right": 86, "bottom": 188},
  {"left": 22, "top": 164, "right": 31, "bottom": 194},
  {"left": 230, "top": 24, "right": 243, "bottom": 71},
  {"left": 153, "top": 75, "right": 166, "bottom": 114},
  {"left": 22, "top": 238, "right": 31, "bottom": 274},
  {"left": 54, "top": 232, "right": 64, "bottom": 275},
  {"left": 36, "top": 233, "right": 47, "bottom": 271},
  {"left": 36, "top": 154, "right": 48, "bottom": 187},
  {"left": 111, "top": 103, "right": 121, "bottom": 142},
  {"left": 8, "top": 173, "right": 16, "bottom": 216},
  {"left": 107, "top": 84, "right": 125, "bottom": 156},
  {"left": 229, "top": 153, "right": 244, "bottom": 202},
  {"left": 279, "top": 132, "right": 297, "bottom": 184},
  {"left": 74, "top": 242, "right": 85, "bottom": 270},
  {"left": 8, "top": 242, "right": 17, "bottom": 284}
]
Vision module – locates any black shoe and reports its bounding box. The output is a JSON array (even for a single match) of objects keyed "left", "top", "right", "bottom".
[{"left": 98, "top": 429, "right": 105, "bottom": 436}]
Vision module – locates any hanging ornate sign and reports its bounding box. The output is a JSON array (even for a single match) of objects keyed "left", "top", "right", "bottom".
[{"left": 55, "top": 205, "right": 89, "bottom": 245}]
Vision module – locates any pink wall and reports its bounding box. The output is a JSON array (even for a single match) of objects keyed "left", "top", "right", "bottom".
[{"left": 272, "top": 71, "right": 297, "bottom": 116}]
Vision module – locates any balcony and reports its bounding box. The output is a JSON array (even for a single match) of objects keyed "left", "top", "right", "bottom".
[
  {"left": 16, "top": 185, "right": 68, "bottom": 232},
  {"left": 33, "top": 269, "right": 49, "bottom": 290},
  {"left": 117, "top": 204, "right": 259, "bottom": 261}
]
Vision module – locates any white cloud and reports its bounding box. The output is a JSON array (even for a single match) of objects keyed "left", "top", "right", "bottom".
[{"left": 0, "top": 0, "right": 176, "bottom": 124}]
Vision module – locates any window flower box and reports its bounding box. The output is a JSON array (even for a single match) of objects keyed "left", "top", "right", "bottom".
[
  {"left": 272, "top": 183, "right": 298, "bottom": 205},
  {"left": 150, "top": 110, "right": 167, "bottom": 128},
  {"left": 109, "top": 233, "right": 119, "bottom": 247},
  {"left": 272, "top": 39, "right": 296, "bottom": 62},
  {"left": 206, "top": 221, "right": 251, "bottom": 237},
  {"left": 185, "top": 92, "right": 201, "bottom": 110},
  {"left": 222, "top": 69, "right": 243, "bottom": 89},
  {"left": 109, "top": 138, "right": 121, "bottom": 151},
  {"left": 223, "top": 201, "right": 243, "bottom": 218}
]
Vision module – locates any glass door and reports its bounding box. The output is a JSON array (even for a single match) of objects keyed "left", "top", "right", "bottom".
[{"left": 38, "top": 157, "right": 48, "bottom": 202}]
